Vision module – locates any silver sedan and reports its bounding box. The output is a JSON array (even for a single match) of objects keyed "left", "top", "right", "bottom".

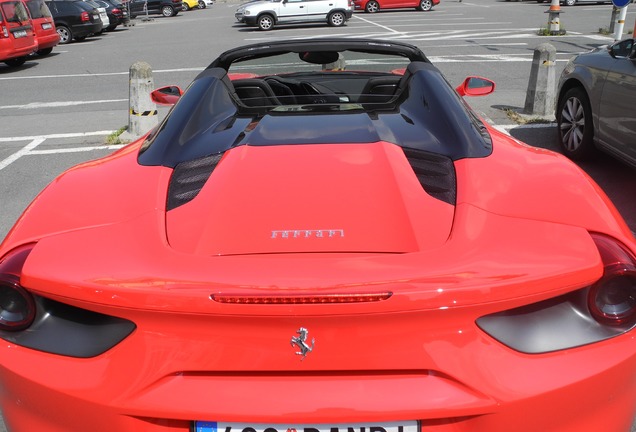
[{"left": 556, "top": 38, "right": 636, "bottom": 169}]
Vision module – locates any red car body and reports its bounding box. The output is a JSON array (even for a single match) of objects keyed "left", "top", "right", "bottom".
[
  {"left": 353, "top": 0, "right": 439, "bottom": 13},
  {"left": 0, "top": 0, "right": 37, "bottom": 66},
  {"left": 1, "top": 39, "right": 636, "bottom": 432},
  {"left": 25, "top": 0, "right": 58, "bottom": 55}
]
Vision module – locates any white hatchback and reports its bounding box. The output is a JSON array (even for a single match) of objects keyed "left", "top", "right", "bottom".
[{"left": 235, "top": 0, "right": 353, "bottom": 31}]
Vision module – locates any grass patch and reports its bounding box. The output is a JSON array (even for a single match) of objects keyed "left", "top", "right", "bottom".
[
  {"left": 106, "top": 126, "right": 129, "bottom": 145},
  {"left": 504, "top": 108, "right": 552, "bottom": 125},
  {"left": 537, "top": 25, "right": 566, "bottom": 36}
]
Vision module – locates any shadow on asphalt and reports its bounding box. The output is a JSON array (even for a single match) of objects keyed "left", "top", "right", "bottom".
[{"left": 509, "top": 125, "right": 636, "bottom": 234}]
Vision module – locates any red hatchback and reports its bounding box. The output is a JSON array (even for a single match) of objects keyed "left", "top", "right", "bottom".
[
  {"left": 354, "top": 0, "right": 439, "bottom": 12},
  {"left": 25, "top": 0, "right": 58, "bottom": 55},
  {"left": 0, "top": 0, "right": 38, "bottom": 66}
]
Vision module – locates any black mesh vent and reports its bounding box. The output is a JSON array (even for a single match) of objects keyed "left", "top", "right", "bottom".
[
  {"left": 167, "top": 153, "right": 224, "bottom": 211},
  {"left": 402, "top": 148, "right": 456, "bottom": 205}
]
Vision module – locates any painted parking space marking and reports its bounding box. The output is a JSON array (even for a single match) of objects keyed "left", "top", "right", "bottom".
[
  {"left": 0, "top": 100, "right": 127, "bottom": 110},
  {"left": 0, "top": 131, "right": 120, "bottom": 172}
]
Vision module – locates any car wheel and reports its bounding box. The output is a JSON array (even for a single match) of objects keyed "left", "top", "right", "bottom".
[
  {"left": 365, "top": 0, "right": 379, "bottom": 12},
  {"left": 564, "top": 0, "right": 575, "bottom": 5},
  {"left": 557, "top": 86, "right": 595, "bottom": 160},
  {"left": 56, "top": 25, "right": 72, "bottom": 44},
  {"left": 182, "top": 2, "right": 190, "bottom": 10},
  {"left": 36, "top": 47, "right": 53, "bottom": 56},
  {"left": 328, "top": 11, "right": 345, "bottom": 26},
  {"left": 257, "top": 14, "right": 274, "bottom": 30},
  {"left": 4, "top": 57, "right": 26, "bottom": 67},
  {"left": 198, "top": 0, "right": 205, "bottom": 8},
  {"left": 161, "top": 5, "right": 174, "bottom": 16},
  {"left": 417, "top": 0, "right": 432, "bottom": 10}
]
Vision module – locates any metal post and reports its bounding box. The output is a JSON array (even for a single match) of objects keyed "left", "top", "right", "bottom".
[{"left": 614, "top": 4, "right": 629, "bottom": 41}]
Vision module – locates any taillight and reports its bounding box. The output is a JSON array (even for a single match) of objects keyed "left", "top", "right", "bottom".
[
  {"left": 80, "top": 11, "right": 90, "bottom": 22},
  {"left": 588, "top": 234, "right": 636, "bottom": 326},
  {"left": 1, "top": 25, "right": 8, "bottom": 38},
  {"left": 112, "top": 7, "right": 121, "bottom": 14},
  {"left": 0, "top": 245, "right": 36, "bottom": 332}
]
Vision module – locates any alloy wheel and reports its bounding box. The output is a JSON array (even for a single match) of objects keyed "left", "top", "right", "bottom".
[{"left": 365, "top": 1, "right": 379, "bottom": 12}]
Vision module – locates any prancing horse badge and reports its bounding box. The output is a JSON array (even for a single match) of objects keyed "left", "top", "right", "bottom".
[{"left": 290, "top": 327, "right": 315, "bottom": 360}]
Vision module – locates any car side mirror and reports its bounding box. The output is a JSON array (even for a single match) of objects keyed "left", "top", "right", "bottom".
[
  {"left": 151, "top": 86, "right": 183, "bottom": 106},
  {"left": 455, "top": 76, "right": 495, "bottom": 97},
  {"left": 608, "top": 38, "right": 635, "bottom": 58}
]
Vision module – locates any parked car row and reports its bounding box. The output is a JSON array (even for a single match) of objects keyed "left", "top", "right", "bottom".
[
  {"left": 234, "top": 0, "right": 439, "bottom": 31},
  {"left": 2, "top": 0, "right": 211, "bottom": 67}
]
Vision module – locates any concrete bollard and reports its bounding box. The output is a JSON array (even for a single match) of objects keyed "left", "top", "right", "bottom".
[
  {"left": 124, "top": 61, "right": 158, "bottom": 140},
  {"left": 524, "top": 43, "right": 556, "bottom": 117}
]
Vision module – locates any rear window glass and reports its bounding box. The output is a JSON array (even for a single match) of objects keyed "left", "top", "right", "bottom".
[
  {"left": 0, "top": 1, "right": 31, "bottom": 22},
  {"left": 26, "top": 0, "right": 52, "bottom": 18}
]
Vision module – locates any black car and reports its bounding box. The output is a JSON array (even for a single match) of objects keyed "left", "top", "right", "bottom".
[
  {"left": 128, "top": 0, "right": 182, "bottom": 17},
  {"left": 94, "top": 0, "right": 127, "bottom": 30},
  {"left": 45, "top": 0, "right": 103, "bottom": 43}
]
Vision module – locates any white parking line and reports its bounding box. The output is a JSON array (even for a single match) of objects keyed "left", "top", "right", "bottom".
[
  {"left": 0, "top": 131, "right": 118, "bottom": 172},
  {"left": 0, "top": 100, "right": 126, "bottom": 110},
  {"left": 0, "top": 138, "right": 46, "bottom": 171}
]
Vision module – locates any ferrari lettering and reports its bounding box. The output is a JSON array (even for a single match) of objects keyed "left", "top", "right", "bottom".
[{"left": 271, "top": 229, "right": 345, "bottom": 239}]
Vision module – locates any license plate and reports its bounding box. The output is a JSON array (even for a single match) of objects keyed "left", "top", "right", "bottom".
[
  {"left": 13, "top": 30, "right": 27, "bottom": 38},
  {"left": 194, "top": 422, "right": 419, "bottom": 432},
  {"left": 93, "top": 14, "right": 99, "bottom": 19},
  {"left": 42, "top": 23, "right": 52, "bottom": 29}
]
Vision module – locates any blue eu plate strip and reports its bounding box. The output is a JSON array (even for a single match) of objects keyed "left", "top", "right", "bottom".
[{"left": 195, "top": 421, "right": 217, "bottom": 432}]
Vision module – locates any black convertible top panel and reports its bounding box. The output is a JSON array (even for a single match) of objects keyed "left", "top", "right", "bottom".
[{"left": 138, "top": 51, "right": 492, "bottom": 168}]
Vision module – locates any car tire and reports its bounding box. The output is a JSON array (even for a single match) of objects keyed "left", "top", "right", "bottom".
[
  {"left": 161, "top": 5, "right": 174, "bottom": 16},
  {"left": 36, "top": 47, "right": 53, "bottom": 56},
  {"left": 183, "top": 2, "right": 190, "bottom": 10},
  {"left": 556, "top": 86, "right": 595, "bottom": 160},
  {"left": 564, "top": 0, "right": 575, "bottom": 5},
  {"left": 56, "top": 25, "right": 72, "bottom": 44},
  {"left": 365, "top": 0, "right": 379, "bottom": 12},
  {"left": 4, "top": 57, "right": 26, "bottom": 67},
  {"left": 328, "top": 11, "right": 346, "bottom": 26},
  {"left": 257, "top": 14, "right": 274, "bottom": 30},
  {"left": 417, "top": 0, "right": 432, "bottom": 10},
  {"left": 198, "top": 0, "right": 205, "bottom": 8}
]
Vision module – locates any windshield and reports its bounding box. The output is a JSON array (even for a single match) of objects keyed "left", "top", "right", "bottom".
[{"left": 226, "top": 49, "right": 409, "bottom": 108}]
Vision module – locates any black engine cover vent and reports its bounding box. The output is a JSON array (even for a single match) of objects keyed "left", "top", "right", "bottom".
[
  {"left": 402, "top": 148, "right": 456, "bottom": 205},
  {"left": 167, "top": 153, "right": 224, "bottom": 211}
]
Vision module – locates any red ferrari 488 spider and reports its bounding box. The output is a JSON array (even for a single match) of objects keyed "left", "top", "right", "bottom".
[{"left": 1, "top": 39, "right": 635, "bottom": 432}]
